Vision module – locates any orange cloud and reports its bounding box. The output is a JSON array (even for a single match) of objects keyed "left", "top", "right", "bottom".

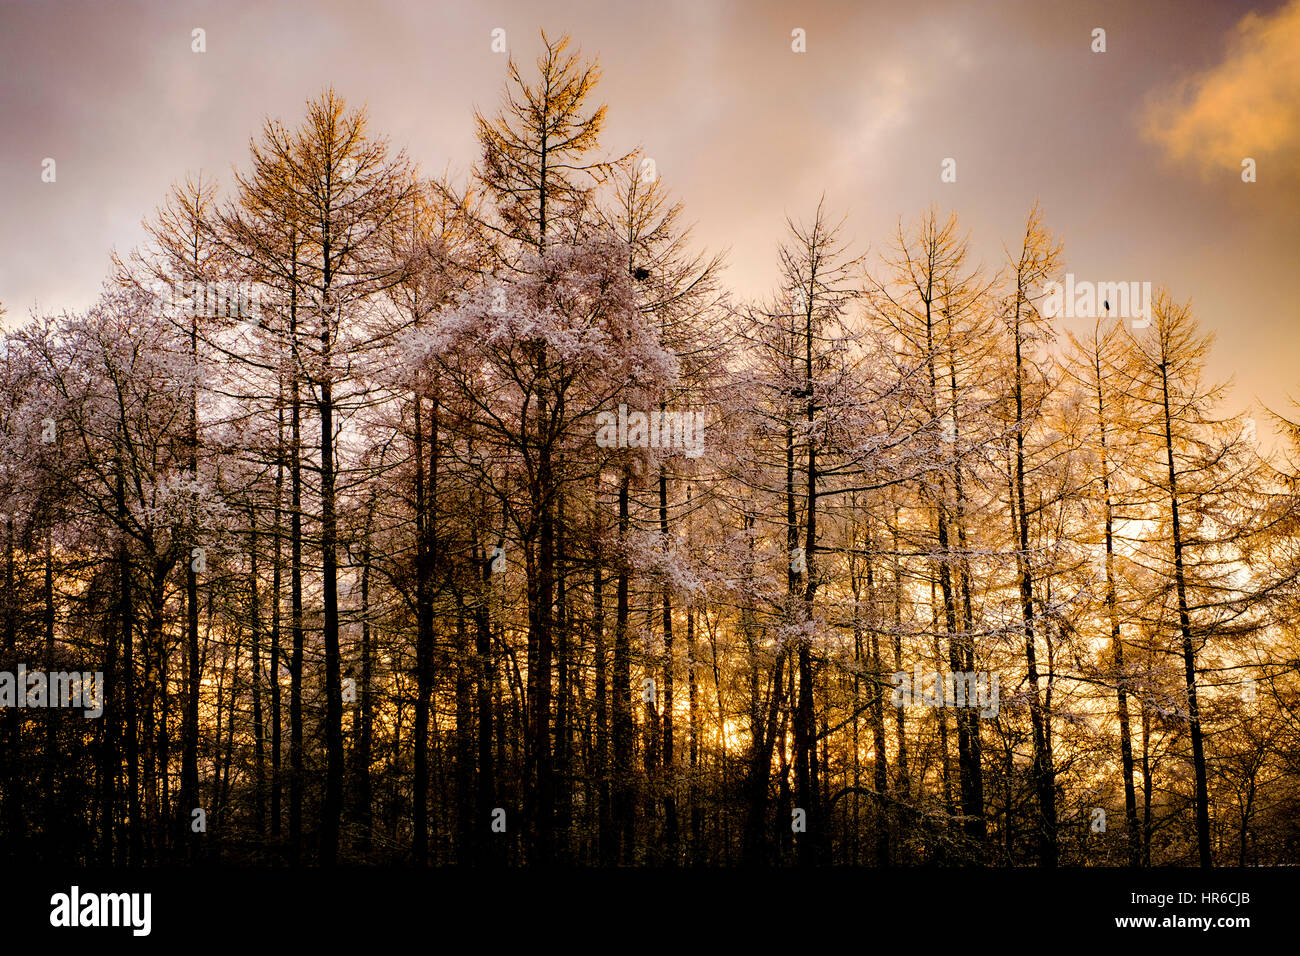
[{"left": 1144, "top": 0, "right": 1300, "bottom": 175}]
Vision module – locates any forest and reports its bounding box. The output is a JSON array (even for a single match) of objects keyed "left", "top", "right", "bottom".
[{"left": 2, "top": 31, "right": 1299, "bottom": 869}]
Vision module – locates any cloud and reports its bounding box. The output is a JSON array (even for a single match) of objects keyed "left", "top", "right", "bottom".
[{"left": 1143, "top": 0, "right": 1300, "bottom": 174}]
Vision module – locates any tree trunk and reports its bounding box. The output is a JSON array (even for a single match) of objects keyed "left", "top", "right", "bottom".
[
  {"left": 270, "top": 400, "right": 284, "bottom": 844},
  {"left": 412, "top": 395, "right": 433, "bottom": 865},
  {"left": 476, "top": 536, "right": 496, "bottom": 864},
  {"left": 1094, "top": 361, "right": 1141, "bottom": 866},
  {"left": 612, "top": 472, "right": 633, "bottom": 861},
  {"left": 658, "top": 465, "right": 678, "bottom": 862},
  {"left": 319, "top": 316, "right": 344, "bottom": 865},
  {"left": 289, "top": 347, "right": 304, "bottom": 865},
  {"left": 357, "top": 536, "right": 373, "bottom": 852},
  {"left": 593, "top": 559, "right": 612, "bottom": 864},
  {"left": 1011, "top": 319, "right": 1056, "bottom": 866},
  {"left": 2, "top": 522, "right": 21, "bottom": 859},
  {"left": 1159, "top": 359, "right": 1212, "bottom": 867}
]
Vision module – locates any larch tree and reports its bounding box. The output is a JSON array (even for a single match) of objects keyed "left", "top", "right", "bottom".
[
  {"left": 217, "top": 89, "right": 417, "bottom": 863},
  {"left": 998, "top": 203, "right": 1063, "bottom": 865},
  {"left": 1121, "top": 292, "right": 1270, "bottom": 866},
  {"left": 469, "top": 30, "right": 627, "bottom": 862}
]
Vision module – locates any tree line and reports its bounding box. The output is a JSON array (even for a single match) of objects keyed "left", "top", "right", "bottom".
[{"left": 2, "top": 32, "right": 1299, "bottom": 867}]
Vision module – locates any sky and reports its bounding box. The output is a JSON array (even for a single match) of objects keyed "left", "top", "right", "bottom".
[{"left": 2, "top": 0, "right": 1298, "bottom": 435}]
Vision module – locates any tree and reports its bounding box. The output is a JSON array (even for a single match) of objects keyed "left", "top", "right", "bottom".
[
  {"left": 999, "top": 203, "right": 1063, "bottom": 864},
  {"left": 1121, "top": 292, "right": 1268, "bottom": 866},
  {"left": 1062, "top": 316, "right": 1144, "bottom": 864},
  {"left": 218, "top": 89, "right": 417, "bottom": 863}
]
